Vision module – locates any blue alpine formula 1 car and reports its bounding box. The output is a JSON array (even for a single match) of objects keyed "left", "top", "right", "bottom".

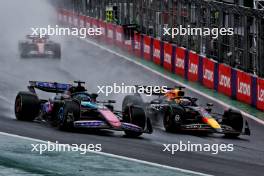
[{"left": 14, "top": 81, "right": 153, "bottom": 137}]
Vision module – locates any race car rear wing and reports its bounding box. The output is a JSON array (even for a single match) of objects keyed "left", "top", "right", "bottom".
[
  {"left": 28, "top": 81, "right": 72, "bottom": 93},
  {"left": 135, "top": 85, "right": 185, "bottom": 96},
  {"left": 26, "top": 35, "right": 49, "bottom": 39}
]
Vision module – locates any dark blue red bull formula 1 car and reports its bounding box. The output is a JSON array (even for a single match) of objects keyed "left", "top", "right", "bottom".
[{"left": 14, "top": 81, "right": 153, "bottom": 137}]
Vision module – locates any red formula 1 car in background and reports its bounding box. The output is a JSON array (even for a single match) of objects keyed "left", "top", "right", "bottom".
[{"left": 18, "top": 35, "right": 61, "bottom": 58}]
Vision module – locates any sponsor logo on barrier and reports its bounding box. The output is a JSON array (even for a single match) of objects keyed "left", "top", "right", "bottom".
[
  {"left": 258, "top": 86, "right": 264, "bottom": 102},
  {"left": 86, "top": 22, "right": 91, "bottom": 28},
  {"left": 63, "top": 15, "right": 67, "bottom": 22},
  {"left": 107, "top": 30, "right": 114, "bottom": 39},
  {"left": 125, "top": 40, "right": 131, "bottom": 45},
  {"left": 135, "top": 40, "right": 140, "bottom": 49},
  {"left": 74, "top": 18, "right": 78, "bottom": 26},
  {"left": 69, "top": 16, "right": 72, "bottom": 24},
  {"left": 116, "top": 33, "right": 122, "bottom": 42},
  {"left": 101, "top": 27, "right": 106, "bottom": 35},
  {"left": 144, "top": 44, "right": 150, "bottom": 54},
  {"left": 176, "top": 58, "right": 184, "bottom": 69},
  {"left": 153, "top": 48, "right": 160, "bottom": 58},
  {"left": 164, "top": 53, "right": 171, "bottom": 64},
  {"left": 80, "top": 20, "right": 84, "bottom": 27},
  {"left": 189, "top": 63, "right": 198, "bottom": 74},
  {"left": 238, "top": 79, "right": 251, "bottom": 96},
  {"left": 203, "top": 69, "right": 213, "bottom": 81},
  {"left": 219, "top": 75, "right": 231, "bottom": 88}
]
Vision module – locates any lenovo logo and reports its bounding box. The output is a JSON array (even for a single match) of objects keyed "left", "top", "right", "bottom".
[
  {"left": 219, "top": 75, "right": 231, "bottom": 88},
  {"left": 258, "top": 87, "right": 264, "bottom": 102},
  {"left": 238, "top": 79, "right": 251, "bottom": 96},
  {"left": 144, "top": 45, "right": 150, "bottom": 54},
  {"left": 203, "top": 69, "right": 213, "bottom": 81},
  {"left": 176, "top": 58, "right": 184, "bottom": 68},
  {"left": 189, "top": 63, "right": 198, "bottom": 74},
  {"left": 164, "top": 53, "right": 171, "bottom": 63},
  {"left": 153, "top": 48, "right": 160, "bottom": 58}
]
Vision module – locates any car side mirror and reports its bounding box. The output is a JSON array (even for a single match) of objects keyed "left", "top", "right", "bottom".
[
  {"left": 151, "top": 100, "right": 160, "bottom": 104},
  {"left": 91, "top": 93, "right": 98, "bottom": 99},
  {"left": 108, "top": 100, "right": 116, "bottom": 104},
  {"left": 191, "top": 98, "right": 198, "bottom": 102},
  {"left": 207, "top": 103, "right": 213, "bottom": 107}
]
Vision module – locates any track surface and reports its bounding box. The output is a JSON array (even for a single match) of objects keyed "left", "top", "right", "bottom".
[
  {"left": 0, "top": 1, "right": 264, "bottom": 175},
  {"left": 0, "top": 36, "right": 264, "bottom": 176}
]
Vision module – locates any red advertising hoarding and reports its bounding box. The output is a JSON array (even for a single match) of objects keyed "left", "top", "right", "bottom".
[
  {"left": 202, "top": 57, "right": 215, "bottom": 89},
  {"left": 218, "top": 64, "right": 232, "bottom": 96},
  {"left": 134, "top": 32, "right": 142, "bottom": 57},
  {"left": 257, "top": 78, "right": 264, "bottom": 110},
  {"left": 163, "top": 42, "right": 173, "bottom": 71},
  {"left": 188, "top": 51, "right": 199, "bottom": 82},
  {"left": 236, "top": 70, "right": 252, "bottom": 105},
  {"left": 153, "top": 38, "right": 161, "bottom": 65},
  {"left": 143, "top": 35, "right": 151, "bottom": 61},
  {"left": 175, "top": 47, "right": 186, "bottom": 77}
]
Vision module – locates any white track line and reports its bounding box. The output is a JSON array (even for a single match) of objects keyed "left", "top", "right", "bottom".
[
  {"left": 0, "top": 131, "right": 212, "bottom": 176},
  {"left": 80, "top": 38, "right": 264, "bottom": 125}
]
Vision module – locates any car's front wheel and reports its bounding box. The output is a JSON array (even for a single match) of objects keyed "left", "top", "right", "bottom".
[{"left": 58, "top": 101, "right": 80, "bottom": 131}]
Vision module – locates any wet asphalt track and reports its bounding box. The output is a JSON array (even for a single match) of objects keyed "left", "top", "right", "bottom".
[{"left": 0, "top": 34, "right": 264, "bottom": 176}]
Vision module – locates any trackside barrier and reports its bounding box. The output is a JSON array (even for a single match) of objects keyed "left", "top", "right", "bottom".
[
  {"left": 98, "top": 20, "right": 107, "bottom": 41},
  {"left": 163, "top": 42, "right": 173, "bottom": 72},
  {"left": 106, "top": 23, "right": 115, "bottom": 44},
  {"left": 115, "top": 26, "right": 124, "bottom": 48},
  {"left": 187, "top": 51, "right": 199, "bottom": 82},
  {"left": 134, "top": 32, "right": 142, "bottom": 58},
  {"left": 91, "top": 18, "right": 99, "bottom": 39},
  {"left": 257, "top": 78, "right": 264, "bottom": 110},
  {"left": 235, "top": 70, "right": 253, "bottom": 105},
  {"left": 79, "top": 15, "right": 86, "bottom": 28},
  {"left": 175, "top": 47, "right": 186, "bottom": 77},
  {"left": 218, "top": 64, "right": 232, "bottom": 97},
  {"left": 201, "top": 57, "right": 217, "bottom": 90},
  {"left": 68, "top": 11, "right": 74, "bottom": 26},
  {"left": 73, "top": 13, "right": 79, "bottom": 27},
  {"left": 58, "top": 9, "right": 264, "bottom": 112},
  {"left": 57, "top": 9, "right": 63, "bottom": 24},
  {"left": 153, "top": 38, "right": 163, "bottom": 66},
  {"left": 143, "top": 35, "right": 152, "bottom": 61}
]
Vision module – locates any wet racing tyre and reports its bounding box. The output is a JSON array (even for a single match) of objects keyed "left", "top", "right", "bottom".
[
  {"left": 15, "top": 91, "right": 40, "bottom": 121},
  {"left": 123, "top": 106, "right": 146, "bottom": 137},
  {"left": 222, "top": 109, "right": 243, "bottom": 138},
  {"left": 58, "top": 101, "right": 80, "bottom": 131}
]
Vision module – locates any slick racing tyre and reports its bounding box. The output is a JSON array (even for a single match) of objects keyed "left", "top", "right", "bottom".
[
  {"left": 222, "top": 109, "right": 243, "bottom": 138},
  {"left": 15, "top": 91, "right": 40, "bottom": 121},
  {"left": 163, "top": 109, "right": 182, "bottom": 133},
  {"left": 58, "top": 101, "right": 80, "bottom": 131},
  {"left": 123, "top": 106, "right": 146, "bottom": 137}
]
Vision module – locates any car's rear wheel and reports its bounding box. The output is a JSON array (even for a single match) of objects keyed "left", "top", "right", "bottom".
[
  {"left": 58, "top": 101, "right": 80, "bottom": 131},
  {"left": 222, "top": 109, "right": 243, "bottom": 138},
  {"left": 15, "top": 92, "right": 40, "bottom": 121}
]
